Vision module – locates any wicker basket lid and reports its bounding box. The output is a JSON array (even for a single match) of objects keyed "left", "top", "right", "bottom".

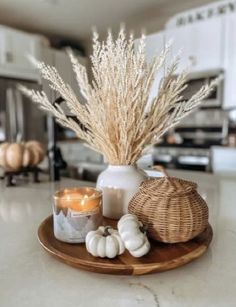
[{"left": 139, "top": 176, "right": 198, "bottom": 197}]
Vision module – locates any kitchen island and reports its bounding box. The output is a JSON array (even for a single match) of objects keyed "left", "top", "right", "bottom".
[{"left": 0, "top": 170, "right": 236, "bottom": 307}]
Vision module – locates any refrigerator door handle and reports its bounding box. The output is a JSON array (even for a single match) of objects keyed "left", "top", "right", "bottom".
[
  {"left": 15, "top": 88, "right": 24, "bottom": 142},
  {"left": 6, "top": 87, "right": 17, "bottom": 142}
]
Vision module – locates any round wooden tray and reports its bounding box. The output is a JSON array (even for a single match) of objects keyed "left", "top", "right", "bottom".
[{"left": 38, "top": 215, "right": 213, "bottom": 275}]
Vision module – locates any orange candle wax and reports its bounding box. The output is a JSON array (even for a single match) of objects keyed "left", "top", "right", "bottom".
[{"left": 54, "top": 187, "right": 102, "bottom": 213}]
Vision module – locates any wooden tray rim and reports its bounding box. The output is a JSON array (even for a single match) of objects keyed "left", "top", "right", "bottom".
[{"left": 38, "top": 215, "right": 213, "bottom": 275}]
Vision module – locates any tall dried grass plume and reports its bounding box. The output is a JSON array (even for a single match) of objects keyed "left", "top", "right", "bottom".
[{"left": 19, "top": 28, "right": 218, "bottom": 165}]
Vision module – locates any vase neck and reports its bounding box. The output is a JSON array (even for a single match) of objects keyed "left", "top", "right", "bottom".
[{"left": 107, "top": 165, "right": 138, "bottom": 171}]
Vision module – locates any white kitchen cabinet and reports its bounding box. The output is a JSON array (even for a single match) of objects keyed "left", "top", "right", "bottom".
[
  {"left": 223, "top": 13, "right": 236, "bottom": 109},
  {"left": 145, "top": 31, "right": 165, "bottom": 62},
  {"left": 191, "top": 17, "right": 224, "bottom": 73},
  {"left": 165, "top": 17, "right": 224, "bottom": 74},
  {"left": 0, "top": 25, "right": 45, "bottom": 80},
  {"left": 137, "top": 31, "right": 165, "bottom": 102},
  {"left": 164, "top": 25, "right": 192, "bottom": 73},
  {"left": 1, "top": 28, "right": 42, "bottom": 68}
]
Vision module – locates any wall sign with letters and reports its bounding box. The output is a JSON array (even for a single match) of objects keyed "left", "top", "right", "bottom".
[{"left": 166, "top": 0, "right": 236, "bottom": 28}]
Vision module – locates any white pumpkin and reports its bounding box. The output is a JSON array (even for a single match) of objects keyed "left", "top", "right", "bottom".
[
  {"left": 86, "top": 226, "right": 125, "bottom": 259},
  {"left": 117, "top": 214, "right": 150, "bottom": 258}
]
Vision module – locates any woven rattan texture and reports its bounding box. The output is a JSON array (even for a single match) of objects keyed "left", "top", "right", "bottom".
[{"left": 128, "top": 177, "right": 209, "bottom": 243}]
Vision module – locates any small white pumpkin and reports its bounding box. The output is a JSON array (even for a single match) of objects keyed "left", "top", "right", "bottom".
[
  {"left": 118, "top": 214, "right": 150, "bottom": 258},
  {"left": 86, "top": 226, "right": 125, "bottom": 259}
]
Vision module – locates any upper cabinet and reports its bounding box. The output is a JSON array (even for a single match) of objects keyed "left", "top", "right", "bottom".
[
  {"left": 142, "top": 31, "right": 165, "bottom": 101},
  {"left": 165, "top": 17, "right": 224, "bottom": 74},
  {"left": 223, "top": 13, "right": 236, "bottom": 109},
  {"left": 0, "top": 28, "right": 41, "bottom": 68},
  {"left": 0, "top": 25, "right": 87, "bottom": 93},
  {"left": 0, "top": 26, "right": 46, "bottom": 80},
  {"left": 165, "top": 25, "right": 192, "bottom": 73},
  {"left": 145, "top": 31, "right": 165, "bottom": 62}
]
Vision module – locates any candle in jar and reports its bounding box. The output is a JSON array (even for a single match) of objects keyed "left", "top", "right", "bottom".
[{"left": 53, "top": 187, "right": 103, "bottom": 243}]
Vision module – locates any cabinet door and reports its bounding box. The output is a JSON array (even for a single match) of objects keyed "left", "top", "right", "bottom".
[
  {"left": 3, "top": 29, "right": 41, "bottom": 69},
  {"left": 165, "top": 17, "right": 224, "bottom": 74},
  {"left": 0, "top": 29, "right": 6, "bottom": 65},
  {"left": 223, "top": 13, "right": 236, "bottom": 109},
  {"left": 190, "top": 17, "right": 223, "bottom": 73},
  {"left": 165, "top": 26, "right": 192, "bottom": 74},
  {"left": 144, "top": 31, "right": 165, "bottom": 102}
]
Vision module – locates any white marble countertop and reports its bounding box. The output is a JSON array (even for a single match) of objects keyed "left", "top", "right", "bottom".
[{"left": 0, "top": 170, "right": 236, "bottom": 307}]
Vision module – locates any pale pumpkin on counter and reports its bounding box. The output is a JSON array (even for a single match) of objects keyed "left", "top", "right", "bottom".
[
  {"left": 25, "top": 141, "right": 45, "bottom": 166},
  {"left": 0, "top": 141, "right": 45, "bottom": 171}
]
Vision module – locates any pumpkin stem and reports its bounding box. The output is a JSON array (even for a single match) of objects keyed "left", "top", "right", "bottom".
[
  {"left": 139, "top": 225, "right": 148, "bottom": 234},
  {"left": 103, "top": 226, "right": 112, "bottom": 237}
]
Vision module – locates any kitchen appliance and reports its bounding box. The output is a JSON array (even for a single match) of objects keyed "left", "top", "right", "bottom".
[
  {"left": 153, "top": 66, "right": 229, "bottom": 173},
  {"left": 0, "top": 77, "right": 46, "bottom": 143},
  {"left": 180, "top": 70, "right": 224, "bottom": 108},
  {"left": 154, "top": 145, "right": 211, "bottom": 172},
  {"left": 154, "top": 106, "right": 229, "bottom": 172}
]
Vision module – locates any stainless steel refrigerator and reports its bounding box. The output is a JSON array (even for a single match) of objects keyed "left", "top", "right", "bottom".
[{"left": 0, "top": 78, "right": 46, "bottom": 144}]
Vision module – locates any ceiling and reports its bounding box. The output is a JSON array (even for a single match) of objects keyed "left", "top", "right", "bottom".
[{"left": 0, "top": 0, "right": 213, "bottom": 46}]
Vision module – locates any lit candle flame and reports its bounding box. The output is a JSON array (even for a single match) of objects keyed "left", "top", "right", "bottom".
[
  {"left": 81, "top": 194, "right": 89, "bottom": 207},
  {"left": 66, "top": 195, "right": 72, "bottom": 201}
]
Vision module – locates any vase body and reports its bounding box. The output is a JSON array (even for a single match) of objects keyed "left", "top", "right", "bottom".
[{"left": 96, "top": 165, "right": 146, "bottom": 219}]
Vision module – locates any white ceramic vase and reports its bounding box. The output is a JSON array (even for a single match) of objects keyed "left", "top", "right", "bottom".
[{"left": 96, "top": 165, "right": 147, "bottom": 219}]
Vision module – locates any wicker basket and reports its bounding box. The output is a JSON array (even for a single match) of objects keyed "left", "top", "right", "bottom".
[{"left": 128, "top": 176, "right": 209, "bottom": 243}]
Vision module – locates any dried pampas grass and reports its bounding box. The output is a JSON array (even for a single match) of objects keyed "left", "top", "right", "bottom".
[{"left": 19, "top": 28, "right": 218, "bottom": 165}]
